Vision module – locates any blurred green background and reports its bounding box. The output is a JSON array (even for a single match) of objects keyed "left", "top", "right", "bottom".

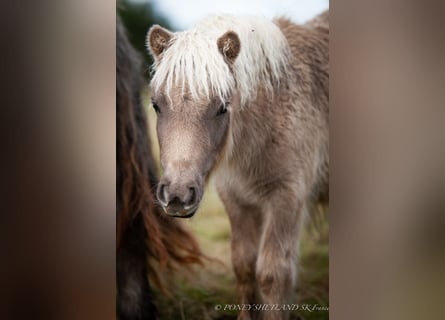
[{"left": 118, "top": 1, "right": 329, "bottom": 318}]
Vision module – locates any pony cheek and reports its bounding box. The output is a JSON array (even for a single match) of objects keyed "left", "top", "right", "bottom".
[
  {"left": 217, "top": 117, "right": 230, "bottom": 148},
  {"left": 155, "top": 117, "right": 168, "bottom": 147},
  {"left": 204, "top": 118, "right": 230, "bottom": 174}
]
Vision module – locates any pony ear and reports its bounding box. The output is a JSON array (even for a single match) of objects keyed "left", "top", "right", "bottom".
[
  {"left": 147, "top": 25, "right": 173, "bottom": 61},
  {"left": 217, "top": 31, "right": 240, "bottom": 64}
]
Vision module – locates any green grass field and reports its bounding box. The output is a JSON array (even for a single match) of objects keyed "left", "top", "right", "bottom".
[{"left": 145, "top": 97, "right": 329, "bottom": 320}]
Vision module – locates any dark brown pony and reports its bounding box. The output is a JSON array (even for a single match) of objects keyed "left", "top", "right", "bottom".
[{"left": 117, "top": 18, "right": 203, "bottom": 320}]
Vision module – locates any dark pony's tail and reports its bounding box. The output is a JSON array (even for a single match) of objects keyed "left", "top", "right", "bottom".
[{"left": 117, "top": 17, "right": 203, "bottom": 318}]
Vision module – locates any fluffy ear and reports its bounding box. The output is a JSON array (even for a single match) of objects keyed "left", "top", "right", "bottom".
[
  {"left": 147, "top": 25, "right": 173, "bottom": 61},
  {"left": 217, "top": 31, "right": 240, "bottom": 64}
]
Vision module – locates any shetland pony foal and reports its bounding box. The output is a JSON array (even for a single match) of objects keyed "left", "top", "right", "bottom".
[{"left": 147, "top": 12, "right": 329, "bottom": 320}]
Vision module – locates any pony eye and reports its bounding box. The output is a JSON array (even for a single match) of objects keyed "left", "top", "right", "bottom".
[
  {"left": 216, "top": 102, "right": 228, "bottom": 116},
  {"left": 152, "top": 102, "right": 160, "bottom": 114}
]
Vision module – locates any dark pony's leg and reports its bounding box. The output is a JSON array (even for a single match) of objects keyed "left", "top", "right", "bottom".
[{"left": 117, "top": 214, "right": 156, "bottom": 320}]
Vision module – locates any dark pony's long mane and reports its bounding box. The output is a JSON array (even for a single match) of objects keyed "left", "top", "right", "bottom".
[{"left": 117, "top": 17, "right": 203, "bottom": 309}]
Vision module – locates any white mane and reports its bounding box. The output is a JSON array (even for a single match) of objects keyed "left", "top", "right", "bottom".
[{"left": 151, "top": 15, "right": 291, "bottom": 107}]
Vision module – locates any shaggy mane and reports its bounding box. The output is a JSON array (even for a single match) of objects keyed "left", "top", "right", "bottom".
[{"left": 150, "top": 15, "right": 291, "bottom": 107}]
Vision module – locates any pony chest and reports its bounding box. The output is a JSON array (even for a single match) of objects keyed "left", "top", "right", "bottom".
[{"left": 214, "top": 164, "right": 263, "bottom": 204}]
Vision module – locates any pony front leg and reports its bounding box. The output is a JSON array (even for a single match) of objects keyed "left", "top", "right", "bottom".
[
  {"left": 218, "top": 188, "right": 263, "bottom": 320},
  {"left": 255, "top": 193, "right": 304, "bottom": 320}
]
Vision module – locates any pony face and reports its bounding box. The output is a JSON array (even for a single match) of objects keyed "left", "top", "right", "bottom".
[
  {"left": 147, "top": 25, "right": 240, "bottom": 218},
  {"left": 150, "top": 89, "right": 230, "bottom": 218}
]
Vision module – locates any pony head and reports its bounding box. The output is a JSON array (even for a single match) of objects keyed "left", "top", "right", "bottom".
[
  {"left": 146, "top": 15, "right": 289, "bottom": 217},
  {"left": 147, "top": 22, "right": 241, "bottom": 218}
]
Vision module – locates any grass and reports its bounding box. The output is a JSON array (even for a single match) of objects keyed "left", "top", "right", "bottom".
[{"left": 144, "top": 93, "right": 329, "bottom": 320}]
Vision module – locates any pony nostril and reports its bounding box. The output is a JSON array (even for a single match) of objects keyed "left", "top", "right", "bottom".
[
  {"left": 157, "top": 183, "right": 168, "bottom": 206},
  {"left": 186, "top": 187, "right": 197, "bottom": 207}
]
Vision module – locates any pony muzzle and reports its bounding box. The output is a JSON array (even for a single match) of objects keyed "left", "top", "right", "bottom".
[{"left": 156, "top": 180, "right": 201, "bottom": 218}]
